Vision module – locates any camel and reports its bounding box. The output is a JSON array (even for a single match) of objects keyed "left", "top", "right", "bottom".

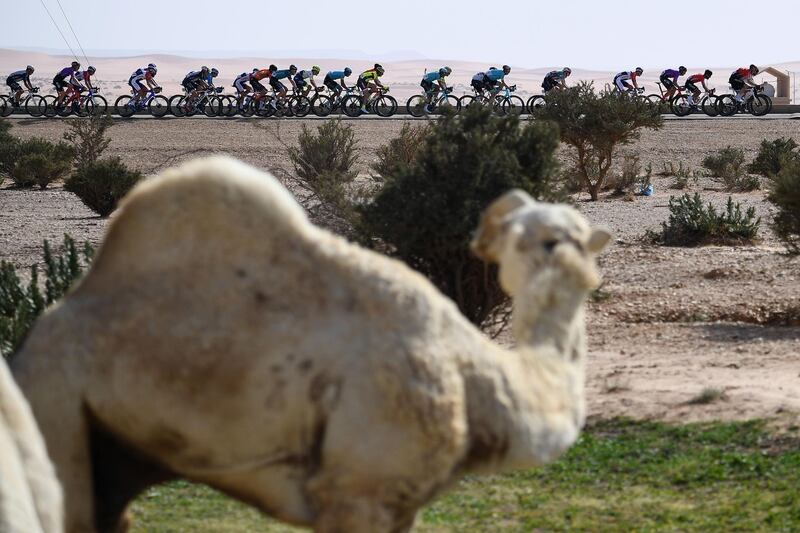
[
  {"left": 0, "top": 358, "right": 63, "bottom": 533},
  {"left": 11, "top": 156, "right": 610, "bottom": 533}
]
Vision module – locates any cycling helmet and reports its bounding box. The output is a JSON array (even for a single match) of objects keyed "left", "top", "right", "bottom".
[
  {"left": 344, "top": 67, "right": 352, "bottom": 76},
  {"left": 210, "top": 68, "right": 219, "bottom": 77},
  {"left": 289, "top": 64, "right": 298, "bottom": 73},
  {"left": 438, "top": 67, "right": 447, "bottom": 77},
  {"left": 749, "top": 64, "right": 759, "bottom": 75},
  {"left": 564, "top": 67, "right": 572, "bottom": 75},
  {"left": 704, "top": 69, "right": 713, "bottom": 79},
  {"left": 201, "top": 66, "right": 209, "bottom": 73},
  {"left": 311, "top": 65, "right": 320, "bottom": 75},
  {"left": 87, "top": 66, "right": 96, "bottom": 74},
  {"left": 253, "top": 68, "right": 259, "bottom": 73},
  {"left": 26, "top": 65, "right": 34, "bottom": 73},
  {"left": 635, "top": 67, "right": 643, "bottom": 75},
  {"left": 374, "top": 63, "right": 383, "bottom": 70},
  {"left": 678, "top": 66, "right": 687, "bottom": 75},
  {"left": 71, "top": 61, "right": 80, "bottom": 69},
  {"left": 269, "top": 64, "right": 277, "bottom": 71},
  {"left": 376, "top": 65, "right": 385, "bottom": 75},
  {"left": 148, "top": 66, "right": 157, "bottom": 75},
  {"left": 502, "top": 64, "right": 511, "bottom": 74}
]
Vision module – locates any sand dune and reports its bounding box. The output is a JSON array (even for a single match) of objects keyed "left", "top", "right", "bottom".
[{"left": 1, "top": 48, "right": 795, "bottom": 101}]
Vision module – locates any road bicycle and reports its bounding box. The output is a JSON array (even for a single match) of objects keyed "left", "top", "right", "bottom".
[
  {"left": 341, "top": 86, "right": 397, "bottom": 117},
  {"left": 114, "top": 87, "right": 169, "bottom": 118},
  {"left": 0, "top": 87, "right": 45, "bottom": 117},
  {"left": 309, "top": 86, "right": 357, "bottom": 117},
  {"left": 406, "top": 87, "right": 460, "bottom": 117},
  {"left": 250, "top": 89, "right": 311, "bottom": 118},
  {"left": 716, "top": 85, "right": 771, "bottom": 117},
  {"left": 670, "top": 88, "right": 718, "bottom": 117},
  {"left": 43, "top": 86, "right": 107, "bottom": 117},
  {"left": 526, "top": 93, "right": 547, "bottom": 112},
  {"left": 459, "top": 85, "right": 524, "bottom": 115},
  {"left": 170, "top": 86, "right": 229, "bottom": 117}
]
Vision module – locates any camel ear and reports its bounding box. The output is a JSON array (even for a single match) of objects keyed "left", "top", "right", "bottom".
[
  {"left": 471, "top": 190, "right": 534, "bottom": 262},
  {"left": 587, "top": 227, "right": 612, "bottom": 254}
]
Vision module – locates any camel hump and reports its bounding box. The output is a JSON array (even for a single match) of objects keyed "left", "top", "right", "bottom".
[{"left": 86, "top": 156, "right": 314, "bottom": 284}]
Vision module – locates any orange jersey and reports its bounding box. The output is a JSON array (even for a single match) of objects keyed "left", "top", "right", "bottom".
[{"left": 252, "top": 69, "right": 272, "bottom": 82}]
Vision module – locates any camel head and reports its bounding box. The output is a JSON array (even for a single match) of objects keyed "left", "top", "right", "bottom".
[{"left": 471, "top": 189, "right": 611, "bottom": 298}]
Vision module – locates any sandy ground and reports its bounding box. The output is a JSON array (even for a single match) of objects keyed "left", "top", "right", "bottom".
[{"left": 1, "top": 118, "right": 799, "bottom": 426}]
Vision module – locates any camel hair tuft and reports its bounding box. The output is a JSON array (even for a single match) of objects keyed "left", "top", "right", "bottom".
[{"left": 12, "top": 156, "right": 610, "bottom": 533}]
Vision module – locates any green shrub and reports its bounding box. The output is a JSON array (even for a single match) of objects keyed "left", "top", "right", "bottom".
[
  {"left": 747, "top": 137, "right": 798, "bottom": 178},
  {"left": 0, "top": 235, "right": 93, "bottom": 357},
  {"left": 359, "top": 105, "right": 561, "bottom": 327},
  {"left": 702, "top": 146, "right": 759, "bottom": 191},
  {"left": 533, "top": 81, "right": 662, "bottom": 200},
  {"left": 372, "top": 122, "right": 429, "bottom": 180},
  {"left": 65, "top": 156, "right": 142, "bottom": 217},
  {"left": 7, "top": 138, "right": 74, "bottom": 189},
  {"left": 767, "top": 157, "right": 800, "bottom": 254},
  {"left": 62, "top": 113, "right": 114, "bottom": 167},
  {"left": 651, "top": 193, "right": 760, "bottom": 246}
]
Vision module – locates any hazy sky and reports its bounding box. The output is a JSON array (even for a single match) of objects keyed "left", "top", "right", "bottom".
[{"left": 5, "top": 0, "right": 799, "bottom": 69}]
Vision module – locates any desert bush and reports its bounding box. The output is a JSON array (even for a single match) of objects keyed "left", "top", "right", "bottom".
[
  {"left": 287, "top": 120, "right": 359, "bottom": 230},
  {"left": 372, "top": 122, "right": 429, "bottom": 180},
  {"left": 9, "top": 138, "right": 74, "bottom": 189},
  {"left": 533, "top": 81, "right": 662, "bottom": 200},
  {"left": 608, "top": 155, "right": 652, "bottom": 197},
  {"left": 650, "top": 193, "right": 760, "bottom": 246},
  {"left": 65, "top": 156, "right": 142, "bottom": 217},
  {"left": 359, "top": 105, "right": 561, "bottom": 328},
  {"left": 63, "top": 113, "right": 114, "bottom": 167},
  {"left": 702, "top": 147, "right": 759, "bottom": 191},
  {"left": 747, "top": 137, "right": 798, "bottom": 178},
  {"left": 766, "top": 157, "right": 800, "bottom": 254},
  {"left": 0, "top": 235, "right": 93, "bottom": 357}
]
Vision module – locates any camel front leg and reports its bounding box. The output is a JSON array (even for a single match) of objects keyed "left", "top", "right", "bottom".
[{"left": 313, "top": 498, "right": 416, "bottom": 533}]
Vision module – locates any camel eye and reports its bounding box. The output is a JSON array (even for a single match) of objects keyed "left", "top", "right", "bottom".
[{"left": 543, "top": 240, "right": 559, "bottom": 253}]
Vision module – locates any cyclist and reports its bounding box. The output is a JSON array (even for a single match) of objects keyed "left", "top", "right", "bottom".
[
  {"left": 323, "top": 67, "right": 352, "bottom": 97},
  {"left": 542, "top": 67, "right": 571, "bottom": 93},
  {"left": 53, "top": 61, "right": 80, "bottom": 107},
  {"left": 471, "top": 71, "right": 488, "bottom": 95},
  {"left": 729, "top": 64, "right": 761, "bottom": 102},
  {"left": 72, "top": 66, "right": 97, "bottom": 95},
  {"left": 5, "top": 66, "right": 35, "bottom": 108},
  {"left": 129, "top": 63, "right": 159, "bottom": 104},
  {"left": 270, "top": 65, "right": 298, "bottom": 101},
  {"left": 294, "top": 66, "right": 321, "bottom": 97},
  {"left": 614, "top": 67, "right": 643, "bottom": 94},
  {"left": 483, "top": 65, "right": 512, "bottom": 95},
  {"left": 249, "top": 65, "right": 277, "bottom": 108},
  {"left": 421, "top": 66, "right": 452, "bottom": 110},
  {"left": 684, "top": 70, "right": 713, "bottom": 108},
  {"left": 182, "top": 66, "right": 217, "bottom": 110},
  {"left": 233, "top": 70, "right": 252, "bottom": 105},
  {"left": 357, "top": 63, "right": 386, "bottom": 113},
  {"left": 659, "top": 66, "right": 687, "bottom": 101}
]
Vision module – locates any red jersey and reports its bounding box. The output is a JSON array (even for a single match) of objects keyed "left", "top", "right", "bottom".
[
  {"left": 687, "top": 74, "right": 705, "bottom": 84},
  {"left": 735, "top": 68, "right": 751, "bottom": 79},
  {"left": 251, "top": 69, "right": 272, "bottom": 82}
]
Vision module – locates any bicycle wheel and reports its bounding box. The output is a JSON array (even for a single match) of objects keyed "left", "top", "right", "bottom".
[
  {"left": 42, "top": 95, "right": 59, "bottom": 118},
  {"left": 149, "top": 95, "right": 170, "bottom": 117},
  {"left": 252, "top": 96, "right": 275, "bottom": 117},
  {"left": 502, "top": 95, "right": 525, "bottom": 116},
  {"left": 670, "top": 95, "right": 692, "bottom": 117},
  {"left": 406, "top": 95, "right": 427, "bottom": 117},
  {"left": 374, "top": 95, "right": 397, "bottom": 117},
  {"left": 435, "top": 94, "right": 460, "bottom": 114},
  {"left": 25, "top": 95, "right": 45, "bottom": 117},
  {"left": 238, "top": 95, "right": 255, "bottom": 117},
  {"left": 84, "top": 94, "right": 108, "bottom": 116},
  {"left": 700, "top": 95, "right": 719, "bottom": 117},
  {"left": 114, "top": 95, "right": 136, "bottom": 118},
  {"left": 311, "top": 94, "right": 334, "bottom": 117},
  {"left": 716, "top": 94, "right": 737, "bottom": 117},
  {"left": 56, "top": 100, "right": 76, "bottom": 117},
  {"left": 290, "top": 95, "right": 312, "bottom": 117},
  {"left": 341, "top": 94, "right": 362, "bottom": 117},
  {"left": 527, "top": 95, "right": 546, "bottom": 112},
  {"left": 167, "top": 95, "right": 184, "bottom": 117},
  {"left": 202, "top": 96, "right": 219, "bottom": 117},
  {"left": 458, "top": 95, "right": 475, "bottom": 109},
  {"left": 748, "top": 95, "right": 770, "bottom": 116}
]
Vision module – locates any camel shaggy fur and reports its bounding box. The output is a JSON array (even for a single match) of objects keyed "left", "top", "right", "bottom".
[
  {"left": 0, "top": 358, "right": 63, "bottom": 533},
  {"left": 12, "top": 156, "right": 610, "bottom": 533}
]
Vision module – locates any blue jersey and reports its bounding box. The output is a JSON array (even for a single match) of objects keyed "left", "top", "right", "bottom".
[
  {"left": 485, "top": 68, "right": 505, "bottom": 81},
  {"left": 423, "top": 71, "right": 441, "bottom": 83},
  {"left": 273, "top": 69, "right": 292, "bottom": 80},
  {"left": 327, "top": 70, "right": 346, "bottom": 80},
  {"left": 184, "top": 71, "right": 205, "bottom": 82},
  {"left": 7, "top": 70, "right": 29, "bottom": 84},
  {"left": 546, "top": 70, "right": 568, "bottom": 81}
]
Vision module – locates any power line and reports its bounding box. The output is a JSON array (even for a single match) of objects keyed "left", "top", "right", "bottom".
[
  {"left": 53, "top": 0, "right": 90, "bottom": 67},
  {"left": 37, "top": 0, "right": 79, "bottom": 62}
]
